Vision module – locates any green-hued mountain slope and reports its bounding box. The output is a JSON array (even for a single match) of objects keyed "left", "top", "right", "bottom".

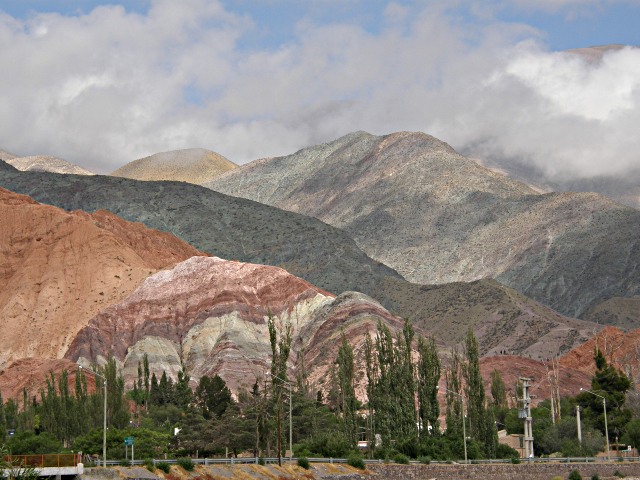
[{"left": 206, "top": 131, "right": 640, "bottom": 318}]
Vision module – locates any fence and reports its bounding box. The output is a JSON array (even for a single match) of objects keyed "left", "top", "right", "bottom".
[{"left": 2, "top": 454, "right": 81, "bottom": 468}]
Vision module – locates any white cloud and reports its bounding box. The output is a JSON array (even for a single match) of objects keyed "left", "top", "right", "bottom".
[{"left": 0, "top": 0, "right": 638, "bottom": 180}]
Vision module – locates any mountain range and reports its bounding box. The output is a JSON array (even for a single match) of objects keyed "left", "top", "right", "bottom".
[
  {"left": 206, "top": 131, "right": 640, "bottom": 319},
  {"left": 0, "top": 161, "right": 599, "bottom": 359},
  {"left": 1, "top": 127, "right": 637, "bottom": 402}
]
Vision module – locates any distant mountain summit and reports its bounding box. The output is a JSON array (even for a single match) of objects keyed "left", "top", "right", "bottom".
[
  {"left": 7, "top": 155, "right": 95, "bottom": 175},
  {"left": 207, "top": 131, "right": 640, "bottom": 318},
  {"left": 112, "top": 148, "right": 237, "bottom": 184}
]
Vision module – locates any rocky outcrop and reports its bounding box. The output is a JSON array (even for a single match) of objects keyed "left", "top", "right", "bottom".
[
  {"left": 0, "top": 358, "right": 92, "bottom": 401},
  {"left": 111, "top": 148, "right": 236, "bottom": 184},
  {"left": 65, "top": 256, "right": 411, "bottom": 395},
  {"left": 0, "top": 187, "right": 203, "bottom": 369},
  {"left": 206, "top": 131, "right": 640, "bottom": 318},
  {"left": 560, "top": 326, "right": 640, "bottom": 384},
  {"left": 7, "top": 155, "right": 95, "bottom": 175}
]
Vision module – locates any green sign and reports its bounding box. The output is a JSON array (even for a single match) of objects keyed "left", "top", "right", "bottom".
[{"left": 124, "top": 436, "right": 134, "bottom": 446}]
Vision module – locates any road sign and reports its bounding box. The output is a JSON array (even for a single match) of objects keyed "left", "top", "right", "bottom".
[{"left": 124, "top": 436, "right": 134, "bottom": 446}]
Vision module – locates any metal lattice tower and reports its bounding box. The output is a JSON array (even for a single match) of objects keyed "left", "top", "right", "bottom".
[{"left": 520, "top": 377, "right": 534, "bottom": 458}]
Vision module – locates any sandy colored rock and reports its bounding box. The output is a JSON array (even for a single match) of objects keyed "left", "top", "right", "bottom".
[
  {"left": 112, "top": 148, "right": 237, "bottom": 185},
  {"left": 7, "top": 155, "right": 95, "bottom": 175}
]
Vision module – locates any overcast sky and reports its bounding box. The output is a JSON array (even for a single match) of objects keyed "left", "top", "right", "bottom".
[{"left": 0, "top": 0, "right": 639, "bottom": 176}]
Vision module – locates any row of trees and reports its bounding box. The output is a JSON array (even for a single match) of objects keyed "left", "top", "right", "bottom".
[
  {"left": 1, "top": 316, "right": 636, "bottom": 462},
  {"left": 334, "top": 321, "right": 502, "bottom": 460}
]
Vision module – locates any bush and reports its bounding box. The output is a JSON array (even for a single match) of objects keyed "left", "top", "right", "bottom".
[
  {"left": 119, "top": 458, "right": 131, "bottom": 466},
  {"left": 143, "top": 459, "right": 155, "bottom": 472},
  {"left": 393, "top": 453, "right": 410, "bottom": 464},
  {"left": 156, "top": 461, "right": 171, "bottom": 473},
  {"left": 347, "top": 454, "right": 366, "bottom": 470},
  {"left": 510, "top": 457, "right": 521, "bottom": 464},
  {"left": 297, "top": 457, "right": 310, "bottom": 470},
  {"left": 614, "top": 471, "right": 625, "bottom": 478},
  {"left": 591, "top": 474, "right": 600, "bottom": 480},
  {"left": 257, "top": 456, "right": 265, "bottom": 466},
  {"left": 496, "top": 443, "right": 520, "bottom": 459},
  {"left": 418, "top": 456, "right": 431, "bottom": 465},
  {"left": 568, "top": 470, "right": 582, "bottom": 480},
  {"left": 176, "top": 457, "right": 194, "bottom": 471}
]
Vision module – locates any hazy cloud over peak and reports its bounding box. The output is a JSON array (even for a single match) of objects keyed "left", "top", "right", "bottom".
[{"left": 0, "top": 0, "right": 638, "bottom": 178}]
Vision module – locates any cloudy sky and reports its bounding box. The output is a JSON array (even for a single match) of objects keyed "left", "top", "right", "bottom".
[{"left": 0, "top": 0, "right": 639, "bottom": 177}]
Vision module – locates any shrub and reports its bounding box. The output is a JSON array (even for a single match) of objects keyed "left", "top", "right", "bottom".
[
  {"left": 347, "top": 454, "right": 366, "bottom": 470},
  {"left": 510, "top": 457, "right": 521, "bottom": 464},
  {"left": 257, "top": 456, "right": 265, "bottom": 466},
  {"left": 143, "top": 459, "right": 155, "bottom": 472},
  {"left": 568, "top": 470, "right": 582, "bottom": 480},
  {"left": 591, "top": 474, "right": 600, "bottom": 480},
  {"left": 297, "top": 457, "right": 310, "bottom": 470},
  {"left": 156, "top": 461, "right": 171, "bottom": 473},
  {"left": 393, "top": 453, "right": 410, "bottom": 464},
  {"left": 176, "top": 457, "right": 195, "bottom": 471},
  {"left": 418, "top": 456, "right": 431, "bottom": 465},
  {"left": 614, "top": 471, "right": 625, "bottom": 478},
  {"left": 119, "top": 458, "right": 131, "bottom": 466}
]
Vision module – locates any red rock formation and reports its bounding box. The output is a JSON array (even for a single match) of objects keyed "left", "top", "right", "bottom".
[
  {"left": 480, "top": 355, "right": 592, "bottom": 406},
  {"left": 560, "top": 326, "right": 640, "bottom": 384},
  {"left": 64, "top": 256, "right": 411, "bottom": 395},
  {"left": 0, "top": 187, "right": 203, "bottom": 370},
  {"left": 0, "top": 358, "right": 98, "bottom": 401},
  {"left": 65, "top": 256, "right": 337, "bottom": 392}
]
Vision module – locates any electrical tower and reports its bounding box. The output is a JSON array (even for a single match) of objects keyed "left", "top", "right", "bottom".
[{"left": 519, "top": 377, "right": 534, "bottom": 458}]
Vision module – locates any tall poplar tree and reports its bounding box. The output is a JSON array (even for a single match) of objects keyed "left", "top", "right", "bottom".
[
  {"left": 336, "top": 331, "right": 358, "bottom": 446},
  {"left": 268, "top": 312, "right": 292, "bottom": 462},
  {"left": 417, "top": 335, "right": 441, "bottom": 435},
  {"left": 463, "top": 328, "right": 497, "bottom": 457}
]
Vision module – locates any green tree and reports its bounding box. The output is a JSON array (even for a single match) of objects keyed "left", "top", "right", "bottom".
[
  {"left": 103, "top": 359, "right": 131, "bottom": 429},
  {"left": 268, "top": 312, "right": 292, "bottom": 461},
  {"left": 0, "top": 390, "right": 6, "bottom": 443},
  {"left": 577, "top": 348, "right": 632, "bottom": 443},
  {"left": 174, "top": 367, "right": 193, "bottom": 410},
  {"left": 490, "top": 369, "right": 507, "bottom": 409},
  {"left": 194, "top": 374, "right": 233, "bottom": 419},
  {"left": 463, "top": 328, "right": 497, "bottom": 458},
  {"left": 416, "top": 335, "right": 441, "bottom": 436},
  {"left": 336, "top": 331, "right": 358, "bottom": 446}
]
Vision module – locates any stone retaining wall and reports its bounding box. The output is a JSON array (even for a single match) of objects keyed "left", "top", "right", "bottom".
[{"left": 368, "top": 462, "right": 640, "bottom": 479}]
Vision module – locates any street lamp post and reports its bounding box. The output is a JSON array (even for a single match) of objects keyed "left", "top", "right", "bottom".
[
  {"left": 438, "top": 386, "right": 467, "bottom": 464},
  {"left": 580, "top": 388, "right": 610, "bottom": 459},
  {"left": 79, "top": 365, "right": 107, "bottom": 467},
  {"left": 266, "top": 372, "right": 293, "bottom": 466}
]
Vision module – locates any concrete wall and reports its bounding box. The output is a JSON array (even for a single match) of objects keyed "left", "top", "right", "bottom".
[{"left": 368, "top": 462, "right": 640, "bottom": 480}]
